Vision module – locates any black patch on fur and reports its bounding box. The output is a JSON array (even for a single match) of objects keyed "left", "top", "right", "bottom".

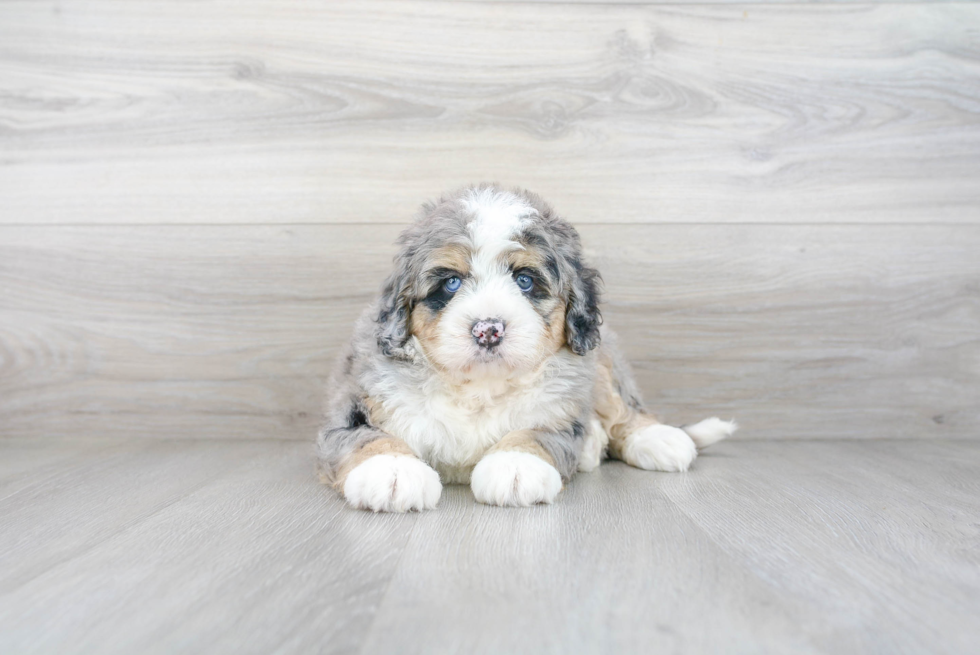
[
  {"left": 347, "top": 404, "right": 368, "bottom": 429},
  {"left": 570, "top": 421, "right": 585, "bottom": 439},
  {"left": 422, "top": 273, "right": 461, "bottom": 313},
  {"left": 566, "top": 261, "right": 602, "bottom": 356},
  {"left": 514, "top": 268, "right": 551, "bottom": 304},
  {"left": 422, "top": 290, "right": 452, "bottom": 312}
]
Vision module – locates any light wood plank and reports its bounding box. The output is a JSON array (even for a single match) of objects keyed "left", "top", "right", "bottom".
[
  {"left": 1, "top": 440, "right": 977, "bottom": 654},
  {"left": 1, "top": 223, "right": 977, "bottom": 441},
  {"left": 455, "top": 0, "right": 978, "bottom": 3},
  {"left": 0, "top": 438, "right": 115, "bottom": 500},
  {"left": 360, "top": 463, "right": 821, "bottom": 655},
  {"left": 0, "top": 440, "right": 272, "bottom": 591},
  {"left": 0, "top": 441, "right": 419, "bottom": 655},
  {"left": 1, "top": 2, "right": 978, "bottom": 224},
  {"left": 359, "top": 441, "right": 980, "bottom": 654},
  {"left": 658, "top": 440, "right": 980, "bottom": 654}
]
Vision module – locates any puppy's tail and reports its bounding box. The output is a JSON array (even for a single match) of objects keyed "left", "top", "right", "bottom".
[{"left": 681, "top": 417, "right": 737, "bottom": 450}]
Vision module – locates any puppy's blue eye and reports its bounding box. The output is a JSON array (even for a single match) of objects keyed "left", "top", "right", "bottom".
[
  {"left": 516, "top": 274, "right": 533, "bottom": 292},
  {"left": 444, "top": 276, "right": 462, "bottom": 293}
]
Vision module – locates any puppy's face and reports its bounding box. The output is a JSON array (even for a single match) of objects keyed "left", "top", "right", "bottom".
[
  {"left": 376, "top": 187, "right": 601, "bottom": 379},
  {"left": 408, "top": 219, "right": 567, "bottom": 377}
]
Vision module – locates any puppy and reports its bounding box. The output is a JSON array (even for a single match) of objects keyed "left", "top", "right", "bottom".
[{"left": 316, "top": 185, "right": 736, "bottom": 511}]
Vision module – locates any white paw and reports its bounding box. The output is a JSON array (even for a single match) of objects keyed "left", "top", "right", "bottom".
[
  {"left": 471, "top": 451, "right": 562, "bottom": 507},
  {"left": 623, "top": 424, "right": 698, "bottom": 472},
  {"left": 343, "top": 454, "right": 442, "bottom": 512}
]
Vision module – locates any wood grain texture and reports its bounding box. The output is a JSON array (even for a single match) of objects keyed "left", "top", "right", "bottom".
[
  {"left": 0, "top": 438, "right": 115, "bottom": 502},
  {"left": 458, "top": 0, "right": 977, "bottom": 3},
  {"left": 0, "top": 439, "right": 977, "bottom": 654},
  {"left": 657, "top": 440, "right": 980, "bottom": 655},
  {"left": 0, "top": 440, "right": 272, "bottom": 592},
  {"left": 363, "top": 440, "right": 980, "bottom": 654},
  {"left": 1, "top": 1, "right": 979, "bottom": 224},
  {"left": 0, "top": 440, "right": 420, "bottom": 655},
  {"left": 1, "top": 223, "right": 977, "bottom": 441},
  {"left": 360, "top": 454, "right": 820, "bottom": 655}
]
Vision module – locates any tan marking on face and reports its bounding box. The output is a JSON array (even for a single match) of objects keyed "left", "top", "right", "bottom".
[
  {"left": 506, "top": 247, "right": 549, "bottom": 274},
  {"left": 487, "top": 429, "right": 557, "bottom": 468},
  {"left": 425, "top": 244, "right": 471, "bottom": 278},
  {"left": 332, "top": 436, "right": 417, "bottom": 491},
  {"left": 409, "top": 302, "right": 442, "bottom": 360},
  {"left": 543, "top": 302, "right": 567, "bottom": 354},
  {"left": 593, "top": 353, "right": 659, "bottom": 460}
]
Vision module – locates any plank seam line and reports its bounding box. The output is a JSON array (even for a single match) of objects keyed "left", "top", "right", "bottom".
[
  {"left": 355, "top": 513, "right": 426, "bottom": 655},
  {"left": 419, "top": 1, "right": 977, "bottom": 5},
  {"left": 1, "top": 222, "right": 978, "bottom": 228},
  {"left": 0, "top": 442, "right": 123, "bottom": 505},
  {"left": 0, "top": 444, "right": 267, "bottom": 595}
]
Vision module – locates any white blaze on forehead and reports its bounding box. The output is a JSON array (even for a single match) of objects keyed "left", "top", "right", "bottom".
[{"left": 462, "top": 188, "right": 536, "bottom": 276}]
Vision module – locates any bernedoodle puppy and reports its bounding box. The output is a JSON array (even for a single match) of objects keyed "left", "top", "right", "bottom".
[{"left": 317, "top": 184, "right": 736, "bottom": 511}]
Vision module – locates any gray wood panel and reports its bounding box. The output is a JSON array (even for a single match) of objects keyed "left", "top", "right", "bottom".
[
  {"left": 1, "top": 2, "right": 978, "bottom": 225},
  {"left": 1, "top": 439, "right": 978, "bottom": 654},
  {"left": 0, "top": 440, "right": 419, "bottom": 655},
  {"left": 362, "top": 441, "right": 980, "bottom": 654},
  {"left": 0, "top": 440, "right": 275, "bottom": 592},
  {"left": 1, "top": 223, "right": 977, "bottom": 441},
  {"left": 458, "top": 0, "right": 977, "bottom": 3},
  {"left": 0, "top": 438, "right": 115, "bottom": 501},
  {"left": 360, "top": 455, "right": 821, "bottom": 655},
  {"left": 657, "top": 440, "right": 980, "bottom": 655}
]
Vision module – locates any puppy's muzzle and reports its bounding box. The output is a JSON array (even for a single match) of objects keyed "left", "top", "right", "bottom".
[{"left": 472, "top": 319, "right": 505, "bottom": 349}]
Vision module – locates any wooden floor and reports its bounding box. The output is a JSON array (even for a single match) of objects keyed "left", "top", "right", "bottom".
[{"left": 1, "top": 439, "right": 977, "bottom": 654}]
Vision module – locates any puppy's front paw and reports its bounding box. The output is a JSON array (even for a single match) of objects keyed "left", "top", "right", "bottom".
[
  {"left": 471, "top": 451, "right": 562, "bottom": 507},
  {"left": 343, "top": 454, "right": 442, "bottom": 512},
  {"left": 623, "top": 424, "right": 698, "bottom": 472}
]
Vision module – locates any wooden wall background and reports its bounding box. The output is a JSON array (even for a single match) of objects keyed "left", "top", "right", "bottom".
[{"left": 1, "top": 0, "right": 978, "bottom": 441}]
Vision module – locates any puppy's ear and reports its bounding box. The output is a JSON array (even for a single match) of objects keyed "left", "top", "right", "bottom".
[
  {"left": 376, "top": 263, "right": 412, "bottom": 358},
  {"left": 565, "top": 259, "right": 602, "bottom": 355}
]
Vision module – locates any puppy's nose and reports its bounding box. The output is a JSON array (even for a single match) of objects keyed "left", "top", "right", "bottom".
[{"left": 472, "top": 319, "right": 505, "bottom": 348}]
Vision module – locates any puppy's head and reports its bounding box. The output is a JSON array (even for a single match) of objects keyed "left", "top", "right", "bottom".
[{"left": 376, "top": 185, "right": 601, "bottom": 378}]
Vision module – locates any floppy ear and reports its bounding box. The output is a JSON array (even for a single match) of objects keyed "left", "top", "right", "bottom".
[
  {"left": 375, "top": 262, "right": 413, "bottom": 358},
  {"left": 565, "top": 259, "right": 602, "bottom": 355}
]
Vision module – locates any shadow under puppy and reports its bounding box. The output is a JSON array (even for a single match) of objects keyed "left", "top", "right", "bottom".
[{"left": 317, "top": 184, "right": 736, "bottom": 511}]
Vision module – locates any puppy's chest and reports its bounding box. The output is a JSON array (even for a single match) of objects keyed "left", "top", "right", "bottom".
[{"left": 372, "top": 373, "right": 582, "bottom": 468}]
